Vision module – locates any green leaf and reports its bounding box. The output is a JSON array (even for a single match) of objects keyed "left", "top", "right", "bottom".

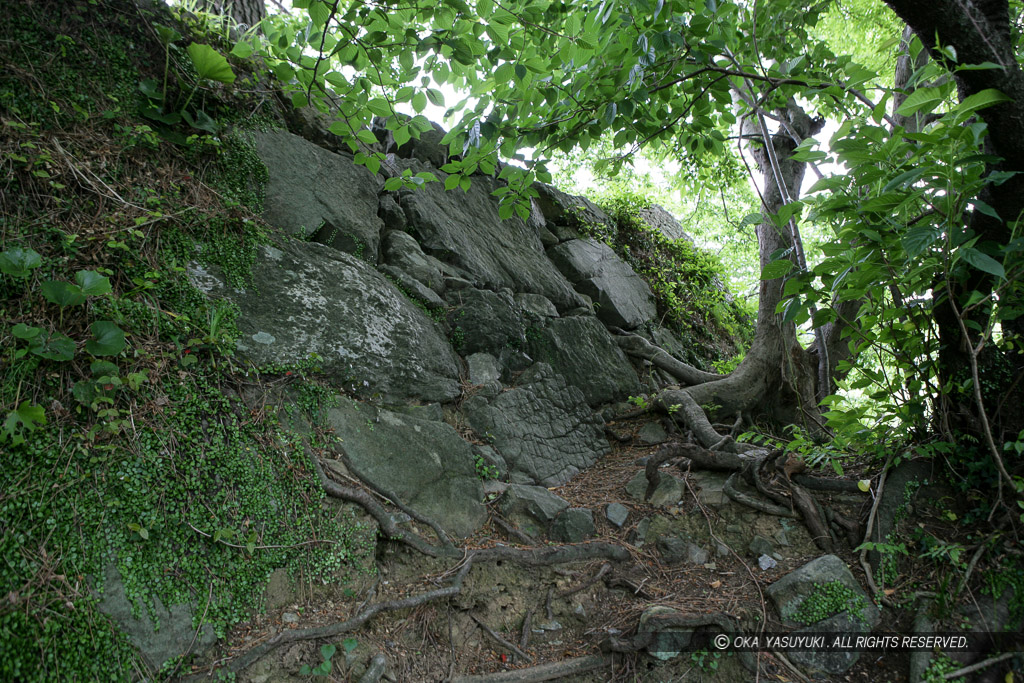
[
  {"left": 412, "top": 91, "right": 427, "bottom": 113},
  {"left": 760, "top": 260, "right": 794, "bottom": 280},
  {"left": 342, "top": 637, "right": 358, "bottom": 653},
  {"left": 230, "top": 39, "right": 254, "bottom": 59},
  {"left": 367, "top": 98, "right": 392, "bottom": 116},
  {"left": 41, "top": 280, "right": 86, "bottom": 307},
  {"left": 953, "top": 88, "right": 1011, "bottom": 117},
  {"left": 960, "top": 247, "right": 1005, "bottom": 279},
  {"left": 308, "top": 0, "right": 331, "bottom": 27},
  {"left": 426, "top": 88, "right": 445, "bottom": 107},
  {"left": 30, "top": 331, "right": 76, "bottom": 361},
  {"left": 12, "top": 323, "right": 42, "bottom": 340},
  {"left": 902, "top": 227, "right": 937, "bottom": 258},
  {"left": 76, "top": 270, "right": 112, "bottom": 296},
  {"left": 85, "top": 321, "right": 126, "bottom": 356},
  {"left": 2, "top": 401, "right": 47, "bottom": 445},
  {"left": 186, "top": 43, "right": 236, "bottom": 84},
  {"left": 895, "top": 86, "right": 943, "bottom": 117},
  {"left": 857, "top": 479, "right": 871, "bottom": 493},
  {"left": 0, "top": 247, "right": 43, "bottom": 278},
  {"left": 444, "top": 173, "right": 460, "bottom": 191},
  {"left": 321, "top": 644, "right": 336, "bottom": 660},
  {"left": 494, "top": 62, "right": 515, "bottom": 84},
  {"left": 383, "top": 177, "right": 404, "bottom": 191},
  {"left": 154, "top": 24, "right": 182, "bottom": 47},
  {"left": 356, "top": 129, "right": 378, "bottom": 146},
  {"left": 393, "top": 125, "right": 412, "bottom": 147}
]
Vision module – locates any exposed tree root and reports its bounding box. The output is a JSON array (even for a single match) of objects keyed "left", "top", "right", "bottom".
[
  {"left": 600, "top": 612, "right": 757, "bottom": 673},
  {"left": 358, "top": 653, "right": 388, "bottom": 683},
  {"left": 192, "top": 445, "right": 636, "bottom": 678},
  {"left": 791, "top": 483, "right": 834, "bottom": 552},
  {"left": 657, "top": 441, "right": 745, "bottom": 471},
  {"left": 723, "top": 472, "right": 800, "bottom": 518},
  {"left": 449, "top": 654, "right": 618, "bottom": 682},
  {"left": 611, "top": 331, "right": 721, "bottom": 386},
  {"left": 556, "top": 562, "right": 611, "bottom": 599},
  {"left": 792, "top": 474, "right": 867, "bottom": 494}
]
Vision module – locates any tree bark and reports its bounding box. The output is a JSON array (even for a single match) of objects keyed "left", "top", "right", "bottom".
[
  {"left": 199, "top": 0, "right": 265, "bottom": 29},
  {"left": 884, "top": 0, "right": 1024, "bottom": 441}
]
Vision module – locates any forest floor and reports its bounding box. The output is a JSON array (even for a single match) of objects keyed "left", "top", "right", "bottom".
[{"left": 192, "top": 413, "right": 956, "bottom": 683}]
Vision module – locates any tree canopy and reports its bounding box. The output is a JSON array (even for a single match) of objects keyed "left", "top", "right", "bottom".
[{"left": 236, "top": 0, "right": 1024, "bottom": 508}]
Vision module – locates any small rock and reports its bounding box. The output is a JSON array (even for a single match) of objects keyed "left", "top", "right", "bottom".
[
  {"left": 549, "top": 508, "right": 596, "bottom": 543},
  {"left": 537, "top": 620, "right": 562, "bottom": 631},
  {"left": 606, "top": 503, "right": 630, "bottom": 528},
  {"left": 466, "top": 353, "right": 501, "bottom": 385},
  {"left": 658, "top": 536, "right": 709, "bottom": 565},
  {"left": 758, "top": 555, "right": 778, "bottom": 571},
  {"left": 714, "top": 541, "right": 731, "bottom": 557},
  {"left": 625, "top": 470, "right": 683, "bottom": 507},
  {"left": 749, "top": 534, "right": 775, "bottom": 557},
  {"left": 630, "top": 518, "right": 651, "bottom": 547},
  {"left": 282, "top": 612, "right": 299, "bottom": 624},
  {"left": 637, "top": 421, "right": 669, "bottom": 445},
  {"left": 573, "top": 604, "right": 586, "bottom": 617}
]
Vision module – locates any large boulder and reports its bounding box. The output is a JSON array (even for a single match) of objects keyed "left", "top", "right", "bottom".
[
  {"left": 526, "top": 316, "right": 640, "bottom": 405},
  {"left": 397, "top": 162, "right": 586, "bottom": 312},
  {"left": 532, "top": 182, "right": 613, "bottom": 241},
  {"left": 187, "top": 239, "right": 461, "bottom": 403},
  {"left": 766, "top": 554, "right": 880, "bottom": 676},
  {"left": 636, "top": 204, "right": 694, "bottom": 242},
  {"left": 324, "top": 398, "right": 485, "bottom": 537},
  {"left": 463, "top": 364, "right": 609, "bottom": 486},
  {"left": 381, "top": 230, "right": 448, "bottom": 294},
  {"left": 97, "top": 565, "right": 216, "bottom": 672},
  {"left": 547, "top": 238, "right": 656, "bottom": 329},
  {"left": 253, "top": 130, "right": 383, "bottom": 262},
  {"left": 447, "top": 287, "right": 525, "bottom": 357}
]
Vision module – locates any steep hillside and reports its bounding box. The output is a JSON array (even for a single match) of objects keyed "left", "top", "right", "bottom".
[{"left": 4, "top": 3, "right": 1018, "bottom": 683}]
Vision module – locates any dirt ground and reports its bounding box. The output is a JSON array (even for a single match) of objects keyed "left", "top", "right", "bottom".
[{"left": 191, "top": 416, "right": 992, "bottom": 682}]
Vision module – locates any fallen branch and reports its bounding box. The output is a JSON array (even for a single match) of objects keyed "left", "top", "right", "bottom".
[
  {"left": 450, "top": 654, "right": 617, "bottom": 682},
  {"left": 943, "top": 651, "right": 1018, "bottom": 679},
  {"left": 557, "top": 563, "right": 611, "bottom": 599},
  {"left": 470, "top": 613, "right": 533, "bottom": 662}
]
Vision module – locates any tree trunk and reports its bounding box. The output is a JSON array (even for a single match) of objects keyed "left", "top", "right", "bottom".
[
  {"left": 200, "top": 0, "right": 265, "bottom": 29},
  {"left": 652, "top": 100, "right": 828, "bottom": 449},
  {"left": 884, "top": 0, "right": 1024, "bottom": 442}
]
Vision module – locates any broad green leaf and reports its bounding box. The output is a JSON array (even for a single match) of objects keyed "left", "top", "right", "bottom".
[
  {"left": 356, "top": 129, "right": 378, "bottom": 145},
  {"left": 393, "top": 124, "right": 412, "bottom": 147},
  {"left": 367, "top": 98, "right": 392, "bottom": 116},
  {"left": 895, "top": 87, "right": 943, "bottom": 117},
  {"left": 41, "top": 280, "right": 86, "bottom": 307},
  {"left": 760, "top": 259, "right": 794, "bottom": 280},
  {"left": 1, "top": 401, "right": 46, "bottom": 445},
  {"left": 953, "top": 88, "right": 1011, "bottom": 117},
  {"left": 85, "top": 321, "right": 126, "bottom": 356},
  {"left": 494, "top": 63, "right": 515, "bottom": 84},
  {"left": 321, "top": 644, "right": 336, "bottom": 660},
  {"left": 857, "top": 479, "right": 871, "bottom": 493},
  {"left": 412, "top": 91, "right": 427, "bottom": 113},
  {"left": 0, "top": 247, "right": 43, "bottom": 278},
  {"left": 154, "top": 24, "right": 182, "bottom": 47},
  {"left": 308, "top": 0, "right": 331, "bottom": 27},
  {"left": 383, "top": 177, "right": 404, "bottom": 191},
  {"left": 230, "top": 40, "right": 254, "bottom": 59},
  {"left": 12, "top": 323, "right": 42, "bottom": 340},
  {"left": 186, "top": 43, "right": 236, "bottom": 84},
  {"left": 76, "top": 270, "right": 112, "bottom": 296},
  {"left": 30, "top": 331, "right": 76, "bottom": 361},
  {"left": 444, "top": 173, "right": 460, "bottom": 191},
  {"left": 902, "top": 227, "right": 938, "bottom": 258},
  {"left": 960, "top": 247, "right": 1005, "bottom": 279}
]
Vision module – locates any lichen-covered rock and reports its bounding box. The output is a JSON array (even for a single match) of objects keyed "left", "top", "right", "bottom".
[
  {"left": 637, "top": 204, "right": 695, "bottom": 242},
  {"left": 463, "top": 364, "right": 609, "bottom": 486},
  {"left": 97, "top": 565, "right": 216, "bottom": 671},
  {"left": 447, "top": 287, "right": 525, "bottom": 356},
  {"left": 381, "top": 229, "right": 447, "bottom": 293},
  {"left": 626, "top": 469, "right": 683, "bottom": 507},
  {"left": 324, "top": 398, "right": 485, "bottom": 537},
  {"left": 533, "top": 182, "right": 613, "bottom": 240},
  {"left": 766, "top": 555, "right": 879, "bottom": 630},
  {"left": 549, "top": 508, "right": 596, "bottom": 543},
  {"left": 253, "top": 129, "right": 383, "bottom": 261},
  {"left": 498, "top": 484, "right": 570, "bottom": 537},
  {"left": 188, "top": 239, "right": 461, "bottom": 403},
  {"left": 547, "top": 238, "right": 656, "bottom": 329},
  {"left": 526, "top": 316, "right": 640, "bottom": 405},
  {"left": 398, "top": 162, "right": 586, "bottom": 312}
]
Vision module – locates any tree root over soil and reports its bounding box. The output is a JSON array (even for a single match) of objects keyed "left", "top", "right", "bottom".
[{"left": 187, "top": 444, "right": 634, "bottom": 679}]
